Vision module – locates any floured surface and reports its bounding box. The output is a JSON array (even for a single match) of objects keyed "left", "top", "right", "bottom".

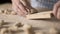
[
  {"left": 0, "top": 3, "right": 60, "bottom": 34},
  {"left": 0, "top": 14, "right": 60, "bottom": 34}
]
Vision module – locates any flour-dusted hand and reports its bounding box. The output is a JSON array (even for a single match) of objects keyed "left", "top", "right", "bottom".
[
  {"left": 11, "top": 0, "right": 31, "bottom": 16},
  {"left": 53, "top": 1, "right": 60, "bottom": 19}
]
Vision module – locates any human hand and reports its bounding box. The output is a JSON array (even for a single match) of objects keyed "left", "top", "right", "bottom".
[
  {"left": 11, "top": 0, "right": 31, "bottom": 16},
  {"left": 53, "top": 1, "right": 60, "bottom": 19}
]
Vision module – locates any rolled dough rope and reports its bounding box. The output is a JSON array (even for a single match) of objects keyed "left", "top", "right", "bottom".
[
  {"left": 26, "top": 11, "right": 53, "bottom": 19},
  {"left": 49, "top": 28, "right": 58, "bottom": 34},
  {"left": 23, "top": 24, "right": 35, "bottom": 34}
]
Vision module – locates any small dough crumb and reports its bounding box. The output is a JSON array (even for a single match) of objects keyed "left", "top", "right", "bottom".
[
  {"left": 0, "top": 9, "right": 4, "bottom": 14},
  {"left": 11, "top": 11, "right": 17, "bottom": 15},
  {"left": 15, "top": 22, "right": 23, "bottom": 27},
  {"left": 4, "top": 9, "right": 11, "bottom": 14}
]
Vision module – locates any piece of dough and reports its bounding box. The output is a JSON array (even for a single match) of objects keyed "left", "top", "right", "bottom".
[
  {"left": 15, "top": 23, "right": 23, "bottom": 27},
  {"left": 0, "top": 28, "right": 8, "bottom": 34},
  {"left": 4, "top": 9, "right": 12, "bottom": 15},
  {"left": 11, "top": 11, "right": 17, "bottom": 15},
  {"left": 8, "top": 25, "right": 18, "bottom": 31},
  {"left": 0, "top": 9, "right": 5, "bottom": 14},
  {"left": 1, "top": 28, "right": 13, "bottom": 34},
  {"left": 8, "top": 22, "right": 23, "bottom": 31},
  {"left": 13, "top": 22, "right": 23, "bottom": 27},
  {"left": 23, "top": 24, "right": 35, "bottom": 34}
]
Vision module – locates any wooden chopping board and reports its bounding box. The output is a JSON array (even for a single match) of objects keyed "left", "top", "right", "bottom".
[{"left": 0, "top": 3, "right": 60, "bottom": 34}]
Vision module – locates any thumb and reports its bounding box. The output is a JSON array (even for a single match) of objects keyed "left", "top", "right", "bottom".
[{"left": 53, "top": 2, "right": 60, "bottom": 17}]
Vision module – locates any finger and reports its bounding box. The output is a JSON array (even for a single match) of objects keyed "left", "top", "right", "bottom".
[
  {"left": 16, "top": 8, "right": 25, "bottom": 16},
  {"left": 12, "top": 3, "right": 24, "bottom": 16},
  {"left": 17, "top": 9, "right": 23, "bottom": 16},
  {"left": 20, "top": 0, "right": 31, "bottom": 12},
  {"left": 53, "top": 2, "right": 60, "bottom": 17},
  {"left": 15, "top": 4, "right": 25, "bottom": 16},
  {"left": 56, "top": 8, "right": 60, "bottom": 19},
  {"left": 20, "top": 0, "right": 31, "bottom": 7},
  {"left": 17, "top": 1, "right": 28, "bottom": 15},
  {"left": 20, "top": 0, "right": 27, "bottom": 6},
  {"left": 12, "top": 3, "right": 18, "bottom": 12},
  {"left": 16, "top": 4, "right": 26, "bottom": 16},
  {"left": 12, "top": 0, "right": 20, "bottom": 4},
  {"left": 53, "top": 4, "right": 58, "bottom": 17}
]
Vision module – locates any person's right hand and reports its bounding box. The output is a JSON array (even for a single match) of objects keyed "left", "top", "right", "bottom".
[
  {"left": 53, "top": 1, "right": 60, "bottom": 19},
  {"left": 11, "top": 0, "right": 31, "bottom": 16}
]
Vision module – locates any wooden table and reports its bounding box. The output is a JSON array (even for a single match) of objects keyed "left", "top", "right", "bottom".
[{"left": 0, "top": 3, "right": 60, "bottom": 34}]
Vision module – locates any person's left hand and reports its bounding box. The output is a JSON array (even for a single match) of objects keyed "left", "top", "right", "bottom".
[
  {"left": 11, "top": 0, "right": 31, "bottom": 17},
  {"left": 53, "top": 1, "right": 60, "bottom": 19}
]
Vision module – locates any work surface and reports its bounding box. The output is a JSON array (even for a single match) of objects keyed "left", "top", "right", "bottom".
[{"left": 0, "top": 3, "right": 60, "bottom": 34}]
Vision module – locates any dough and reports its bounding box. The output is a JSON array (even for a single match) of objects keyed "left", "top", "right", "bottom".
[
  {"left": 0, "top": 9, "right": 4, "bottom": 14},
  {"left": 0, "top": 28, "right": 8, "bottom": 34},
  {"left": 23, "top": 24, "right": 35, "bottom": 34},
  {"left": 0, "top": 9, "right": 17, "bottom": 15},
  {"left": 15, "top": 22, "right": 23, "bottom": 27},
  {"left": 4, "top": 9, "right": 12, "bottom": 15},
  {"left": 8, "top": 25, "right": 18, "bottom": 31},
  {"left": 11, "top": 11, "right": 17, "bottom": 15}
]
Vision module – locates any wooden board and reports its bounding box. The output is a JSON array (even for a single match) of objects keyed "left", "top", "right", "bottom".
[
  {"left": 26, "top": 11, "right": 53, "bottom": 19},
  {"left": 0, "top": 3, "right": 60, "bottom": 34}
]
